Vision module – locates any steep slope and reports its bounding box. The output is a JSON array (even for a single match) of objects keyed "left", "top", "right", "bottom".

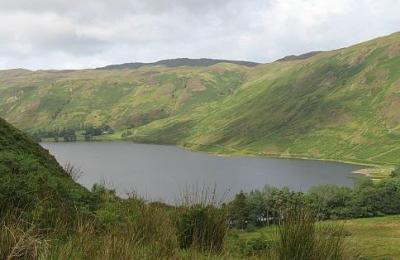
[
  {"left": 0, "top": 63, "right": 250, "bottom": 131},
  {"left": 133, "top": 32, "right": 400, "bottom": 165},
  {"left": 0, "top": 117, "right": 92, "bottom": 223},
  {"left": 276, "top": 51, "right": 323, "bottom": 62},
  {"left": 0, "top": 117, "right": 65, "bottom": 173}
]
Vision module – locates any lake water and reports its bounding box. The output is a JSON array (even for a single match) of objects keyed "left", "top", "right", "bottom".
[{"left": 41, "top": 142, "right": 362, "bottom": 203}]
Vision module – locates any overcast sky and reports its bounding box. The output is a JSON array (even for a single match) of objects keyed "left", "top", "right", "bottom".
[{"left": 0, "top": 0, "right": 399, "bottom": 70}]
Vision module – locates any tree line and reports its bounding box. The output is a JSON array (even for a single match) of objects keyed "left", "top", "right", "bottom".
[
  {"left": 32, "top": 124, "right": 114, "bottom": 142},
  {"left": 227, "top": 168, "right": 400, "bottom": 229}
]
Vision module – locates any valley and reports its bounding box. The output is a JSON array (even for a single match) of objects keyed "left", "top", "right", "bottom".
[{"left": 1, "top": 33, "right": 400, "bottom": 168}]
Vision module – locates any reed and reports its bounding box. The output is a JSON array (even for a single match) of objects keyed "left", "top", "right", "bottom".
[{"left": 275, "top": 206, "right": 347, "bottom": 260}]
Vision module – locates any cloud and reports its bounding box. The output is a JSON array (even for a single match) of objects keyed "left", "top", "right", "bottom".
[{"left": 0, "top": 0, "right": 398, "bottom": 69}]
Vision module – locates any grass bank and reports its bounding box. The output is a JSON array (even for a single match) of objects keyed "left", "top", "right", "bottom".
[{"left": 232, "top": 215, "right": 400, "bottom": 259}]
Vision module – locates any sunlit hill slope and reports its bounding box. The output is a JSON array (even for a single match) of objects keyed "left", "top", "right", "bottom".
[{"left": 1, "top": 33, "right": 400, "bottom": 165}]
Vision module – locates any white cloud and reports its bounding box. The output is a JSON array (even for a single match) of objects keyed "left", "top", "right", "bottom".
[{"left": 0, "top": 0, "right": 398, "bottom": 69}]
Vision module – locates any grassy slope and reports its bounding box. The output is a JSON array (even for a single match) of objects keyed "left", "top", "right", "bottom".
[
  {"left": 0, "top": 117, "right": 91, "bottom": 213},
  {"left": 234, "top": 215, "right": 400, "bottom": 259},
  {"left": 133, "top": 32, "right": 400, "bottom": 166},
  {"left": 0, "top": 64, "right": 249, "bottom": 131},
  {"left": 0, "top": 117, "right": 65, "bottom": 174},
  {"left": 1, "top": 32, "right": 400, "bottom": 166}
]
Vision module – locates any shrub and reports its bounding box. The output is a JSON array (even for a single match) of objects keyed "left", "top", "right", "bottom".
[
  {"left": 239, "top": 237, "right": 274, "bottom": 256},
  {"left": 122, "top": 198, "right": 178, "bottom": 255},
  {"left": 176, "top": 205, "right": 227, "bottom": 252},
  {"left": 275, "top": 206, "right": 347, "bottom": 260}
]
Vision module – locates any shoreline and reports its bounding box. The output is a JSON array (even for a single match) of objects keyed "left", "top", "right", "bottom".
[{"left": 40, "top": 138, "right": 394, "bottom": 179}]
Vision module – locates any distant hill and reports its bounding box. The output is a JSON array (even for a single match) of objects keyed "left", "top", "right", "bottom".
[
  {"left": 96, "top": 58, "right": 259, "bottom": 69},
  {"left": 1, "top": 32, "right": 400, "bottom": 165},
  {"left": 0, "top": 62, "right": 251, "bottom": 132},
  {"left": 276, "top": 51, "right": 323, "bottom": 62},
  {"left": 133, "top": 32, "right": 400, "bottom": 165}
]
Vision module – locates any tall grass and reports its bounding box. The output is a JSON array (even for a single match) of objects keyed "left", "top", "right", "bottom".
[
  {"left": 63, "top": 162, "right": 83, "bottom": 181},
  {"left": 275, "top": 206, "right": 348, "bottom": 260},
  {"left": 178, "top": 183, "right": 229, "bottom": 207},
  {"left": 1, "top": 175, "right": 352, "bottom": 259},
  {"left": 176, "top": 184, "right": 228, "bottom": 253},
  {"left": 0, "top": 219, "right": 48, "bottom": 260}
]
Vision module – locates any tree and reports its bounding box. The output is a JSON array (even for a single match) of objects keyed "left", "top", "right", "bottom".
[
  {"left": 247, "top": 190, "right": 267, "bottom": 226},
  {"left": 306, "top": 185, "right": 352, "bottom": 219},
  {"left": 228, "top": 191, "right": 249, "bottom": 229}
]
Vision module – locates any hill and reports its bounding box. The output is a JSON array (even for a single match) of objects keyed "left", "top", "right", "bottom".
[
  {"left": 0, "top": 63, "right": 250, "bottom": 131},
  {"left": 133, "top": 32, "right": 400, "bottom": 165},
  {"left": 97, "top": 58, "right": 259, "bottom": 69},
  {"left": 0, "top": 32, "right": 400, "bottom": 165},
  {"left": 0, "top": 117, "right": 63, "bottom": 173},
  {"left": 275, "top": 51, "right": 323, "bottom": 62},
  {"left": 0, "top": 117, "right": 92, "bottom": 225}
]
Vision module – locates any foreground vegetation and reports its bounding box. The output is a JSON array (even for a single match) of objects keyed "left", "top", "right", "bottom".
[
  {"left": 234, "top": 215, "right": 400, "bottom": 259},
  {"left": 1, "top": 117, "right": 400, "bottom": 259},
  {"left": 227, "top": 170, "right": 400, "bottom": 230}
]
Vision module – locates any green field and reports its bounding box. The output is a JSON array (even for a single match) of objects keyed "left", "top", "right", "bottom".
[
  {"left": 1, "top": 32, "right": 400, "bottom": 167},
  {"left": 232, "top": 215, "right": 400, "bottom": 259}
]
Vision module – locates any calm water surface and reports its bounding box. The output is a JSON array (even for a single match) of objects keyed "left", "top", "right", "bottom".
[{"left": 41, "top": 142, "right": 361, "bottom": 202}]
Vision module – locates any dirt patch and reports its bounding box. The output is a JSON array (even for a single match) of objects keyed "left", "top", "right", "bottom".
[
  {"left": 347, "top": 48, "right": 371, "bottom": 66},
  {"left": 382, "top": 97, "right": 400, "bottom": 126},
  {"left": 187, "top": 78, "right": 206, "bottom": 92},
  {"left": 351, "top": 134, "right": 369, "bottom": 145},
  {"left": 144, "top": 75, "right": 158, "bottom": 87},
  {"left": 381, "top": 79, "right": 400, "bottom": 126},
  {"left": 175, "top": 89, "right": 191, "bottom": 109},
  {"left": 209, "top": 66, "right": 230, "bottom": 73},
  {"left": 324, "top": 110, "right": 353, "bottom": 127},
  {"left": 6, "top": 96, "right": 19, "bottom": 103},
  {"left": 391, "top": 79, "right": 400, "bottom": 92},
  {"left": 263, "top": 145, "right": 282, "bottom": 154},
  {"left": 154, "top": 84, "right": 174, "bottom": 98},
  {"left": 388, "top": 43, "right": 400, "bottom": 58},
  {"left": 375, "top": 69, "right": 390, "bottom": 84}
]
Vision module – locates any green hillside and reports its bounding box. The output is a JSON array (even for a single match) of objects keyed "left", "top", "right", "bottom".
[
  {"left": 1, "top": 32, "right": 400, "bottom": 165},
  {"left": 0, "top": 63, "right": 249, "bottom": 131},
  {"left": 133, "top": 32, "right": 400, "bottom": 166},
  {"left": 0, "top": 117, "right": 92, "bottom": 225}
]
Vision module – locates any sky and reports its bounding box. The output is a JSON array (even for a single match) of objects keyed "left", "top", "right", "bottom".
[{"left": 0, "top": 0, "right": 399, "bottom": 70}]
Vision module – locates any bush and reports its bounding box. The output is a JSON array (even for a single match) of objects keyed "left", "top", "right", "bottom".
[
  {"left": 176, "top": 205, "right": 227, "bottom": 252},
  {"left": 275, "top": 207, "right": 347, "bottom": 260},
  {"left": 238, "top": 236, "right": 274, "bottom": 256},
  {"left": 0, "top": 153, "right": 93, "bottom": 228}
]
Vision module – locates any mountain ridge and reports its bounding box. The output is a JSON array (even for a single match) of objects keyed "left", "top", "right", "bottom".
[{"left": 96, "top": 58, "right": 260, "bottom": 70}]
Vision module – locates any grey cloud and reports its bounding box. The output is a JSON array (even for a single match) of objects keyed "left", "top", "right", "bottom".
[{"left": 0, "top": 0, "right": 398, "bottom": 69}]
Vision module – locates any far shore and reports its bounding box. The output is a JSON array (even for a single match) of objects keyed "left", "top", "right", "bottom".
[{"left": 40, "top": 137, "right": 394, "bottom": 180}]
